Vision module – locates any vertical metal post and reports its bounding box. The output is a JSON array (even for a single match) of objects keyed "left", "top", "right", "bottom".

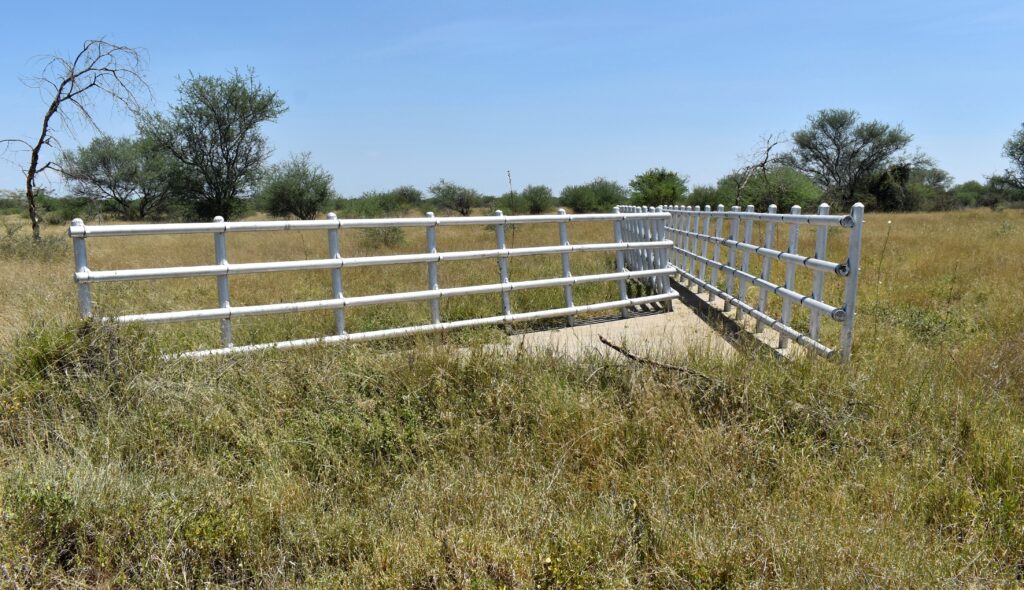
[
  {"left": 425, "top": 212, "right": 441, "bottom": 324},
  {"left": 656, "top": 206, "right": 672, "bottom": 306},
  {"left": 494, "top": 210, "right": 512, "bottom": 316},
  {"left": 613, "top": 206, "right": 629, "bottom": 318},
  {"left": 677, "top": 206, "right": 688, "bottom": 285},
  {"left": 755, "top": 204, "right": 778, "bottom": 333},
  {"left": 709, "top": 205, "right": 725, "bottom": 303},
  {"left": 70, "top": 218, "right": 92, "bottom": 317},
  {"left": 687, "top": 206, "right": 699, "bottom": 282},
  {"left": 839, "top": 203, "right": 865, "bottom": 362},
  {"left": 736, "top": 204, "right": 755, "bottom": 322},
  {"left": 557, "top": 208, "right": 574, "bottom": 326},
  {"left": 699, "top": 205, "right": 711, "bottom": 290},
  {"left": 640, "top": 206, "right": 649, "bottom": 277},
  {"left": 213, "top": 215, "right": 232, "bottom": 347},
  {"left": 779, "top": 205, "right": 801, "bottom": 349},
  {"left": 808, "top": 203, "right": 830, "bottom": 341},
  {"left": 724, "top": 206, "right": 740, "bottom": 313},
  {"left": 326, "top": 212, "right": 346, "bottom": 335}
]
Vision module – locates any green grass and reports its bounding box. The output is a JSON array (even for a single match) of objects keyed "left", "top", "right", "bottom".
[{"left": 0, "top": 209, "right": 1023, "bottom": 587}]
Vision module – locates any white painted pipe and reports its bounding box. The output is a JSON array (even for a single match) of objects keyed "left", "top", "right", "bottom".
[
  {"left": 667, "top": 227, "right": 847, "bottom": 275},
  {"left": 75, "top": 240, "right": 674, "bottom": 284},
  {"left": 69, "top": 212, "right": 672, "bottom": 237},
  {"left": 171, "top": 292, "right": 680, "bottom": 359},
  {"left": 110, "top": 268, "right": 677, "bottom": 325},
  {"left": 676, "top": 268, "right": 833, "bottom": 358}
]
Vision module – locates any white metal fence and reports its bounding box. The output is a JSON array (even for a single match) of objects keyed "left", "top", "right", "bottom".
[
  {"left": 69, "top": 210, "right": 677, "bottom": 358},
  {"left": 620, "top": 202, "right": 864, "bottom": 361}
]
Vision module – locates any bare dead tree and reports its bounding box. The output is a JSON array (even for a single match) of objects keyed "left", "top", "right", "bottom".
[
  {"left": 731, "top": 133, "right": 785, "bottom": 206},
  {"left": 0, "top": 39, "right": 148, "bottom": 240}
]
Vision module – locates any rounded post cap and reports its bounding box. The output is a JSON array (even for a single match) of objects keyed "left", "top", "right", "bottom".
[
  {"left": 326, "top": 212, "right": 337, "bottom": 220},
  {"left": 213, "top": 215, "right": 225, "bottom": 222}
]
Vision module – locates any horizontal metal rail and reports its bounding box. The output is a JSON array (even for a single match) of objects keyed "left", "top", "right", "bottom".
[
  {"left": 677, "top": 208, "right": 853, "bottom": 228},
  {"left": 634, "top": 202, "right": 864, "bottom": 361},
  {"left": 112, "top": 268, "right": 676, "bottom": 324},
  {"left": 669, "top": 249, "right": 845, "bottom": 321},
  {"left": 173, "top": 292, "right": 678, "bottom": 359},
  {"left": 676, "top": 268, "right": 833, "bottom": 357},
  {"left": 666, "top": 227, "right": 848, "bottom": 276},
  {"left": 70, "top": 210, "right": 680, "bottom": 358},
  {"left": 68, "top": 212, "right": 670, "bottom": 238},
  {"left": 75, "top": 241, "right": 673, "bottom": 284}
]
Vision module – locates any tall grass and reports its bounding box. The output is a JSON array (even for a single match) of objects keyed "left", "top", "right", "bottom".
[{"left": 0, "top": 209, "right": 1022, "bottom": 587}]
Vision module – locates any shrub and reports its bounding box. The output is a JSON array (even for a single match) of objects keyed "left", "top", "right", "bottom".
[
  {"left": 559, "top": 178, "right": 627, "bottom": 213},
  {"left": 259, "top": 153, "right": 335, "bottom": 220},
  {"left": 359, "top": 226, "right": 405, "bottom": 249}
]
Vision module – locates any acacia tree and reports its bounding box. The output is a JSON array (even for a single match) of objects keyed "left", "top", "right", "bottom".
[
  {"left": 0, "top": 39, "right": 148, "bottom": 239},
  {"left": 259, "top": 153, "right": 335, "bottom": 220},
  {"left": 138, "top": 69, "right": 286, "bottom": 219},
  {"left": 60, "top": 135, "right": 192, "bottom": 219},
  {"left": 784, "top": 109, "right": 913, "bottom": 208},
  {"left": 429, "top": 179, "right": 481, "bottom": 216}
]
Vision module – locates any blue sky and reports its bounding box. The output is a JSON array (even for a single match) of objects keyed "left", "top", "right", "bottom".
[{"left": 1, "top": 0, "right": 1022, "bottom": 197}]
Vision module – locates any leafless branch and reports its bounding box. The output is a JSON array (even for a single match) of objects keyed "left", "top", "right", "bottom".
[
  {"left": 732, "top": 133, "right": 785, "bottom": 206},
  {"left": 598, "top": 335, "right": 718, "bottom": 385}
]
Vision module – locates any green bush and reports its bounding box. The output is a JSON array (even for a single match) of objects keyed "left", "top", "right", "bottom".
[
  {"left": 359, "top": 226, "right": 405, "bottom": 249},
  {"left": 560, "top": 178, "right": 627, "bottom": 213}
]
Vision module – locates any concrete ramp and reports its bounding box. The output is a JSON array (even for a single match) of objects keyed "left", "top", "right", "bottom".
[{"left": 504, "top": 305, "right": 734, "bottom": 360}]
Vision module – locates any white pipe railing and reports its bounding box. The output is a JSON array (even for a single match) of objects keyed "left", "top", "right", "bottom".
[
  {"left": 620, "top": 202, "right": 864, "bottom": 362},
  {"left": 69, "top": 210, "right": 675, "bottom": 357}
]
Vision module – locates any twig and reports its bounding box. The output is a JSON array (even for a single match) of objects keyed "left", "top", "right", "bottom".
[{"left": 598, "top": 335, "right": 718, "bottom": 384}]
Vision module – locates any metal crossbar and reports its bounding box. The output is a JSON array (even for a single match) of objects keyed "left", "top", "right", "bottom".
[
  {"left": 69, "top": 209, "right": 676, "bottom": 358},
  {"left": 620, "top": 203, "right": 864, "bottom": 361}
]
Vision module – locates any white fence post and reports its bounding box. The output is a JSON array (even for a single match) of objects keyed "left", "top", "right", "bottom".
[
  {"left": 656, "top": 206, "right": 672, "bottom": 309},
  {"left": 558, "top": 208, "right": 574, "bottom": 326},
  {"left": 326, "top": 212, "right": 346, "bottom": 335},
  {"left": 70, "top": 218, "right": 93, "bottom": 317},
  {"left": 213, "top": 215, "right": 232, "bottom": 347},
  {"left": 709, "top": 204, "right": 725, "bottom": 303},
  {"left": 425, "top": 212, "right": 441, "bottom": 325},
  {"left": 839, "top": 203, "right": 865, "bottom": 362},
  {"left": 613, "top": 206, "right": 629, "bottom": 319},
  {"left": 778, "top": 205, "right": 801, "bottom": 349},
  {"left": 494, "top": 210, "right": 512, "bottom": 316},
  {"left": 808, "top": 203, "right": 830, "bottom": 341},
  {"left": 736, "top": 204, "right": 755, "bottom": 323},
  {"left": 699, "top": 205, "right": 711, "bottom": 291},
  {"left": 724, "top": 205, "right": 740, "bottom": 313},
  {"left": 755, "top": 204, "right": 778, "bottom": 333}
]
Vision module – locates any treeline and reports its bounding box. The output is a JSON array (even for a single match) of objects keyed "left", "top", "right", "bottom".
[{"left": 6, "top": 69, "right": 1024, "bottom": 223}]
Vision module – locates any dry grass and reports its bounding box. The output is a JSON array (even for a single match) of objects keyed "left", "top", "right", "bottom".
[{"left": 0, "top": 208, "right": 1022, "bottom": 587}]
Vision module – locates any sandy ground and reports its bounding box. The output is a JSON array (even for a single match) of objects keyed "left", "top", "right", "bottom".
[{"left": 500, "top": 302, "right": 735, "bottom": 360}]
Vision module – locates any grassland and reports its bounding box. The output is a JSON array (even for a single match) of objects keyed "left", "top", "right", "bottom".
[{"left": 0, "top": 208, "right": 1022, "bottom": 587}]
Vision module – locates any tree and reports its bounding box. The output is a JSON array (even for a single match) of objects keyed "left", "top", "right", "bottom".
[
  {"left": 521, "top": 185, "right": 554, "bottom": 214},
  {"left": 429, "top": 179, "right": 481, "bottom": 216},
  {"left": 713, "top": 166, "right": 822, "bottom": 211},
  {"left": 1002, "top": 124, "right": 1024, "bottom": 189},
  {"left": 1, "top": 39, "right": 148, "bottom": 239},
  {"left": 59, "top": 136, "right": 139, "bottom": 217},
  {"left": 559, "top": 178, "right": 627, "bottom": 213},
  {"left": 259, "top": 154, "right": 335, "bottom": 220},
  {"left": 138, "top": 69, "right": 286, "bottom": 220},
  {"left": 59, "top": 135, "right": 192, "bottom": 219},
  {"left": 629, "top": 167, "right": 688, "bottom": 206},
  {"left": 784, "top": 109, "right": 913, "bottom": 208}
]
